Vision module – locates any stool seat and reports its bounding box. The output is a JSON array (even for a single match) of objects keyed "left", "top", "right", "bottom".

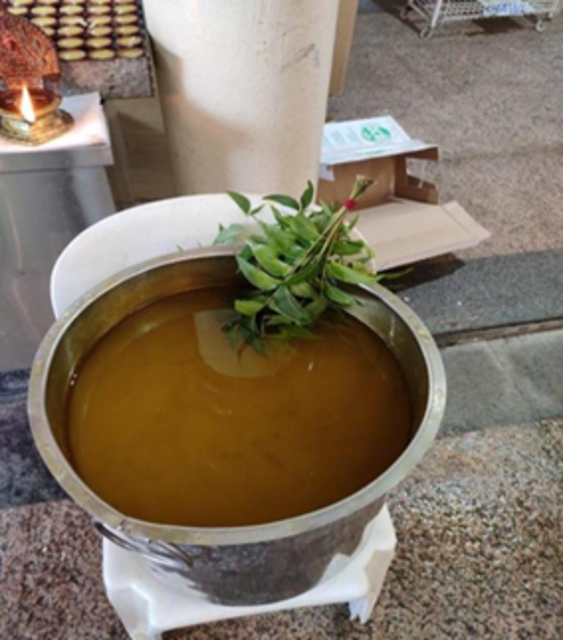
[{"left": 50, "top": 194, "right": 265, "bottom": 318}]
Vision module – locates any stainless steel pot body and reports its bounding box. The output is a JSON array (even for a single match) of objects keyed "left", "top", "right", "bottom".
[{"left": 28, "top": 248, "right": 446, "bottom": 606}]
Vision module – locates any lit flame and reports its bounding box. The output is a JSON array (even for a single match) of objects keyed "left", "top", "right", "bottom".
[{"left": 20, "top": 85, "right": 36, "bottom": 124}]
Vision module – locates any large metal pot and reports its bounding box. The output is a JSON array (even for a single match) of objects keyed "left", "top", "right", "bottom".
[{"left": 28, "top": 247, "right": 446, "bottom": 606}]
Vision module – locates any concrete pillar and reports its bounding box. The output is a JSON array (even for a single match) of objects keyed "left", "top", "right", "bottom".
[{"left": 144, "top": 0, "right": 339, "bottom": 196}]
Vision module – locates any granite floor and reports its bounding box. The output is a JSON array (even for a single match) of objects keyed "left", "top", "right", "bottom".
[
  {"left": 351, "top": 1, "right": 563, "bottom": 263},
  {"left": 1, "top": 357, "right": 562, "bottom": 639},
  {"left": 1, "top": 418, "right": 561, "bottom": 640}
]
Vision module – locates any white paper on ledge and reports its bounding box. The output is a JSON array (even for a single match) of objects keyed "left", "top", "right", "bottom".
[{"left": 0, "top": 92, "right": 109, "bottom": 154}]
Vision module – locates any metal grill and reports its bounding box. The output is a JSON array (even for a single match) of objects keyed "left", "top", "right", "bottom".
[{"left": 402, "top": 0, "right": 561, "bottom": 37}]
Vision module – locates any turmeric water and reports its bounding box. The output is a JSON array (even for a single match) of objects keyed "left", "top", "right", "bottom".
[{"left": 66, "top": 287, "right": 412, "bottom": 527}]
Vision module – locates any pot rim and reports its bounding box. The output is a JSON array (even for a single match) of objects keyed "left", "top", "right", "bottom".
[{"left": 28, "top": 246, "right": 446, "bottom": 546}]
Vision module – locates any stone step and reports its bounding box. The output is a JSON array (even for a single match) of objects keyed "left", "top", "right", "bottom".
[{"left": 441, "top": 328, "right": 563, "bottom": 436}]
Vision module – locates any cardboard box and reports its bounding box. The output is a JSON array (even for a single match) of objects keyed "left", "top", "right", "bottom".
[{"left": 318, "top": 117, "right": 490, "bottom": 270}]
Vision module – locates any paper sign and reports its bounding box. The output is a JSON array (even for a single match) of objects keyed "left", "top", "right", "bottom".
[{"left": 321, "top": 116, "right": 434, "bottom": 166}]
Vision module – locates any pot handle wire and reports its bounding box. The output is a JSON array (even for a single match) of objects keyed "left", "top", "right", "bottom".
[{"left": 93, "top": 520, "right": 192, "bottom": 572}]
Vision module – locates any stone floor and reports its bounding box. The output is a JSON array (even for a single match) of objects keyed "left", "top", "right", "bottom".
[
  {"left": 351, "top": 1, "right": 563, "bottom": 262},
  {"left": 1, "top": 331, "right": 562, "bottom": 639},
  {"left": 1, "top": 416, "right": 561, "bottom": 640}
]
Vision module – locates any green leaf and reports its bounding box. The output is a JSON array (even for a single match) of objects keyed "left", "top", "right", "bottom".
[
  {"left": 282, "top": 216, "right": 311, "bottom": 247},
  {"left": 235, "top": 314, "right": 258, "bottom": 344},
  {"left": 346, "top": 214, "right": 359, "bottom": 233},
  {"left": 224, "top": 323, "right": 241, "bottom": 349},
  {"left": 320, "top": 200, "right": 333, "bottom": 217},
  {"left": 236, "top": 255, "right": 281, "bottom": 291},
  {"left": 268, "top": 287, "right": 311, "bottom": 325},
  {"left": 265, "top": 315, "right": 293, "bottom": 326},
  {"left": 380, "top": 267, "right": 412, "bottom": 281},
  {"left": 327, "top": 261, "right": 379, "bottom": 286},
  {"left": 249, "top": 335, "right": 266, "bottom": 355},
  {"left": 300, "top": 181, "right": 314, "bottom": 211},
  {"left": 268, "top": 328, "right": 294, "bottom": 343},
  {"left": 285, "top": 260, "right": 322, "bottom": 286},
  {"left": 239, "top": 245, "right": 253, "bottom": 261},
  {"left": 332, "top": 239, "right": 365, "bottom": 256},
  {"left": 270, "top": 206, "right": 293, "bottom": 231},
  {"left": 249, "top": 313, "right": 260, "bottom": 335},
  {"left": 227, "top": 191, "right": 252, "bottom": 215},
  {"left": 238, "top": 319, "right": 266, "bottom": 355},
  {"left": 284, "top": 244, "right": 307, "bottom": 264},
  {"left": 264, "top": 194, "right": 300, "bottom": 210},
  {"left": 290, "top": 282, "right": 318, "bottom": 299},
  {"left": 358, "top": 243, "right": 375, "bottom": 262},
  {"left": 216, "top": 309, "right": 240, "bottom": 325},
  {"left": 325, "top": 282, "right": 355, "bottom": 306},
  {"left": 260, "top": 223, "right": 297, "bottom": 255},
  {"left": 223, "top": 318, "right": 238, "bottom": 333},
  {"left": 310, "top": 210, "right": 332, "bottom": 233},
  {"left": 305, "top": 294, "right": 328, "bottom": 321},
  {"left": 249, "top": 205, "right": 264, "bottom": 216},
  {"left": 248, "top": 242, "right": 292, "bottom": 277},
  {"left": 294, "top": 212, "right": 320, "bottom": 243},
  {"left": 234, "top": 298, "right": 267, "bottom": 316},
  {"left": 224, "top": 175, "right": 376, "bottom": 349},
  {"left": 277, "top": 325, "right": 319, "bottom": 341},
  {"left": 213, "top": 223, "right": 245, "bottom": 246},
  {"left": 349, "top": 260, "right": 376, "bottom": 275},
  {"left": 279, "top": 213, "right": 319, "bottom": 247}
]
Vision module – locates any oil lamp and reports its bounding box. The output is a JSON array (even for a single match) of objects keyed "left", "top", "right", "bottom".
[
  {"left": 0, "top": 83, "right": 73, "bottom": 145},
  {"left": 0, "top": 6, "right": 73, "bottom": 145}
]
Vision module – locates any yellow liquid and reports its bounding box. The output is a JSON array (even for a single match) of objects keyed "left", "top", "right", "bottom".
[{"left": 66, "top": 289, "right": 412, "bottom": 527}]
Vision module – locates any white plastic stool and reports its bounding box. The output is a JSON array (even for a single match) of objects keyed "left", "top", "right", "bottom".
[
  {"left": 50, "top": 195, "right": 397, "bottom": 640},
  {"left": 103, "top": 506, "right": 396, "bottom": 640},
  {"left": 50, "top": 194, "right": 267, "bottom": 317}
]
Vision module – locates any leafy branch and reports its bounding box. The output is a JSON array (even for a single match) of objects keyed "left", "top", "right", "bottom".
[{"left": 215, "top": 176, "right": 379, "bottom": 352}]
